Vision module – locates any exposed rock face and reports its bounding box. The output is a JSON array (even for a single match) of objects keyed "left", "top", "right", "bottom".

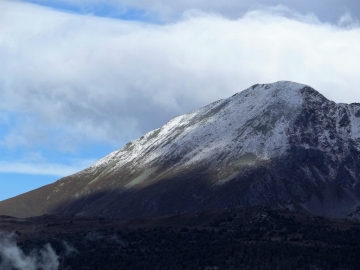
[{"left": 1, "top": 81, "right": 360, "bottom": 219}]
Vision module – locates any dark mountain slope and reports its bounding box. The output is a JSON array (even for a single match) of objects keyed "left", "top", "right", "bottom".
[
  {"left": 1, "top": 81, "right": 360, "bottom": 219},
  {"left": 3, "top": 208, "right": 360, "bottom": 270}
]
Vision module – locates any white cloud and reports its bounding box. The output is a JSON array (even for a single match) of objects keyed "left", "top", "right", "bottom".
[
  {"left": 1, "top": 1, "right": 360, "bottom": 150},
  {"left": 0, "top": 159, "right": 96, "bottom": 176}
]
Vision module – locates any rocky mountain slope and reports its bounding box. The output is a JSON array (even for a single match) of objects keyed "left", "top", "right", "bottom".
[{"left": 1, "top": 81, "right": 360, "bottom": 219}]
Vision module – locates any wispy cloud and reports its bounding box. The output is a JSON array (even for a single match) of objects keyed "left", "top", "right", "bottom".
[
  {"left": 338, "top": 12, "right": 359, "bottom": 28},
  {"left": 1, "top": 1, "right": 360, "bottom": 152},
  {"left": 0, "top": 159, "right": 95, "bottom": 176}
]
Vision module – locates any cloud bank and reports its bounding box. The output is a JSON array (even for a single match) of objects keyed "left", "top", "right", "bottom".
[{"left": 1, "top": 1, "right": 360, "bottom": 152}]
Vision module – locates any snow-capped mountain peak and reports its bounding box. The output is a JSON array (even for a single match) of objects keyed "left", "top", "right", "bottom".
[
  {"left": 1, "top": 81, "right": 359, "bottom": 219},
  {"left": 90, "top": 81, "right": 308, "bottom": 173}
]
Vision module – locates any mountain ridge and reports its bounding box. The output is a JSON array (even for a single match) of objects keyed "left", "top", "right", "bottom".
[{"left": 1, "top": 81, "right": 360, "bottom": 219}]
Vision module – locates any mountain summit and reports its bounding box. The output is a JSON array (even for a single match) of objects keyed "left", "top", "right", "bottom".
[{"left": 1, "top": 81, "right": 360, "bottom": 219}]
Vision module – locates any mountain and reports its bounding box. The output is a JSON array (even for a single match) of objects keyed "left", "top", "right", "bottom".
[{"left": 1, "top": 81, "right": 360, "bottom": 219}]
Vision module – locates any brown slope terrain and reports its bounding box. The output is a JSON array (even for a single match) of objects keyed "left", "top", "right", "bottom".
[{"left": 0, "top": 81, "right": 360, "bottom": 219}]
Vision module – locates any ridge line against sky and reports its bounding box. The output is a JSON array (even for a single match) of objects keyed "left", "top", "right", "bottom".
[{"left": 0, "top": 0, "right": 360, "bottom": 200}]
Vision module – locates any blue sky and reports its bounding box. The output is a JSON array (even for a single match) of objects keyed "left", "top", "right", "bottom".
[{"left": 1, "top": 0, "right": 360, "bottom": 201}]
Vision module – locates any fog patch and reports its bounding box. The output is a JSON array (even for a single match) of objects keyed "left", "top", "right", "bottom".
[
  {"left": 61, "top": 241, "right": 78, "bottom": 256},
  {"left": 85, "top": 231, "right": 128, "bottom": 247},
  {"left": 0, "top": 231, "right": 59, "bottom": 270}
]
